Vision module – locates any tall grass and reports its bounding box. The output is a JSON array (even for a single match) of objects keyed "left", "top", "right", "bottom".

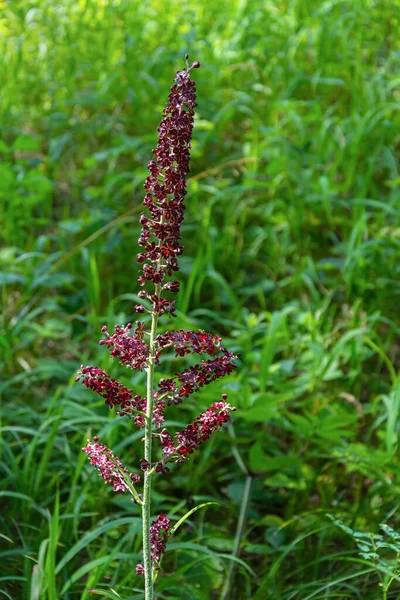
[{"left": 1, "top": 0, "right": 400, "bottom": 598}]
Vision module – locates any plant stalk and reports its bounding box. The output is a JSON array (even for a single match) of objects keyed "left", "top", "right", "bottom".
[
  {"left": 142, "top": 299, "right": 159, "bottom": 600},
  {"left": 220, "top": 424, "right": 252, "bottom": 600},
  {"left": 220, "top": 474, "right": 252, "bottom": 600}
]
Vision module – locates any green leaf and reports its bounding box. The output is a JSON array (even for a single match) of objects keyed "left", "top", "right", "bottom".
[
  {"left": 0, "top": 140, "right": 11, "bottom": 153},
  {"left": 55, "top": 518, "right": 141, "bottom": 574},
  {"left": 13, "top": 135, "right": 41, "bottom": 151},
  {"left": 169, "top": 502, "right": 225, "bottom": 537},
  {"left": 217, "top": 552, "right": 257, "bottom": 577},
  {"left": 87, "top": 589, "right": 123, "bottom": 599},
  {"left": 238, "top": 393, "right": 290, "bottom": 422},
  {"left": 249, "top": 443, "right": 302, "bottom": 473}
]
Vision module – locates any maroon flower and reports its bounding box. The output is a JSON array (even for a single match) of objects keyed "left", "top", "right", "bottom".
[
  {"left": 76, "top": 365, "right": 166, "bottom": 428},
  {"left": 75, "top": 365, "right": 141, "bottom": 416},
  {"left": 150, "top": 514, "right": 171, "bottom": 564},
  {"left": 140, "top": 459, "right": 151, "bottom": 472},
  {"left": 157, "top": 329, "right": 222, "bottom": 357},
  {"left": 158, "top": 348, "right": 238, "bottom": 405},
  {"left": 83, "top": 436, "right": 140, "bottom": 494},
  {"left": 99, "top": 323, "right": 151, "bottom": 370},
  {"left": 135, "top": 62, "right": 199, "bottom": 316},
  {"left": 159, "top": 401, "right": 235, "bottom": 463},
  {"left": 153, "top": 399, "right": 166, "bottom": 429},
  {"left": 137, "top": 514, "right": 171, "bottom": 574}
]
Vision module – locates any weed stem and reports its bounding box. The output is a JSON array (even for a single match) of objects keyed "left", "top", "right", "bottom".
[
  {"left": 220, "top": 473, "right": 253, "bottom": 600},
  {"left": 142, "top": 298, "right": 159, "bottom": 599}
]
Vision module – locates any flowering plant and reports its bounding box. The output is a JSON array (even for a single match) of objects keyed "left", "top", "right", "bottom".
[{"left": 76, "top": 57, "right": 237, "bottom": 599}]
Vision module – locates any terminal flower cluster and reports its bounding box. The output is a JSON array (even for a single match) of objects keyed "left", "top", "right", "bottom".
[{"left": 135, "top": 61, "right": 200, "bottom": 317}]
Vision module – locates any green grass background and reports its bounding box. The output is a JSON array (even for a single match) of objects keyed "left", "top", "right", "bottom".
[{"left": 1, "top": 0, "right": 400, "bottom": 598}]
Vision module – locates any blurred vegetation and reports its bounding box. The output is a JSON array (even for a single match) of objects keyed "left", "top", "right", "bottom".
[{"left": 1, "top": 0, "right": 400, "bottom": 598}]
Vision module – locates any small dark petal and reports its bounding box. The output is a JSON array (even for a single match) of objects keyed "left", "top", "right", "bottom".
[
  {"left": 163, "top": 281, "right": 180, "bottom": 293},
  {"left": 167, "top": 395, "right": 182, "bottom": 406},
  {"left": 155, "top": 463, "right": 170, "bottom": 475},
  {"left": 134, "top": 414, "right": 146, "bottom": 428},
  {"left": 135, "top": 304, "right": 146, "bottom": 313},
  {"left": 140, "top": 459, "right": 150, "bottom": 472}
]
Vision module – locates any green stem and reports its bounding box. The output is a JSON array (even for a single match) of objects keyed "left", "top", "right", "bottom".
[
  {"left": 219, "top": 424, "right": 252, "bottom": 600},
  {"left": 227, "top": 423, "right": 248, "bottom": 476},
  {"left": 220, "top": 474, "right": 253, "bottom": 600},
  {"left": 142, "top": 301, "right": 159, "bottom": 600}
]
